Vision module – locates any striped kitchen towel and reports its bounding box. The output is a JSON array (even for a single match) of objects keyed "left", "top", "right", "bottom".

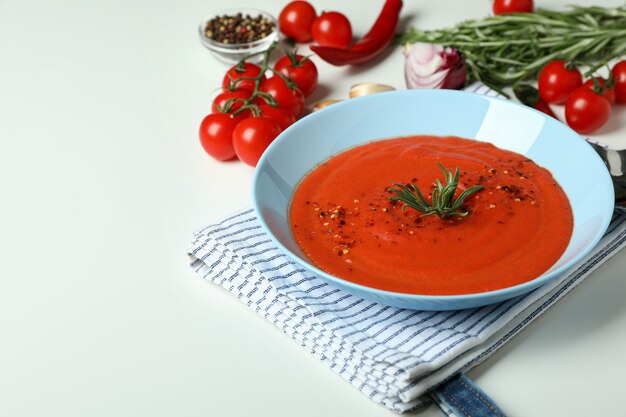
[
  {"left": 188, "top": 84, "right": 626, "bottom": 413},
  {"left": 188, "top": 208, "right": 626, "bottom": 413}
]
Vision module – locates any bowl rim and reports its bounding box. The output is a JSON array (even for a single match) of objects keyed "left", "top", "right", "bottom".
[
  {"left": 198, "top": 8, "right": 278, "bottom": 52},
  {"left": 252, "top": 89, "right": 615, "bottom": 304}
]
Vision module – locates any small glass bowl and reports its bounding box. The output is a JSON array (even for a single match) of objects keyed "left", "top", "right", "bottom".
[{"left": 199, "top": 8, "right": 279, "bottom": 65}]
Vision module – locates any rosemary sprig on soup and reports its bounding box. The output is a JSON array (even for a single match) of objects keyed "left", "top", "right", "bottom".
[{"left": 388, "top": 163, "right": 483, "bottom": 219}]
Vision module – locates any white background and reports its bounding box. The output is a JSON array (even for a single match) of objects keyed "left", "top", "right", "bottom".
[{"left": 1, "top": 0, "right": 626, "bottom": 416}]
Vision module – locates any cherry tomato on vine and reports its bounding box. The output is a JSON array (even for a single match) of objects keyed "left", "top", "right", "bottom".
[
  {"left": 198, "top": 113, "right": 241, "bottom": 161},
  {"left": 211, "top": 89, "right": 252, "bottom": 113},
  {"left": 260, "top": 77, "right": 305, "bottom": 117},
  {"left": 278, "top": 1, "right": 317, "bottom": 42},
  {"left": 274, "top": 54, "right": 318, "bottom": 97},
  {"left": 258, "top": 104, "right": 296, "bottom": 131},
  {"left": 513, "top": 84, "right": 557, "bottom": 118},
  {"left": 583, "top": 77, "right": 616, "bottom": 105},
  {"left": 232, "top": 117, "right": 282, "bottom": 167},
  {"left": 534, "top": 100, "right": 557, "bottom": 118},
  {"left": 612, "top": 60, "right": 626, "bottom": 104},
  {"left": 311, "top": 11, "right": 352, "bottom": 48},
  {"left": 222, "top": 63, "right": 265, "bottom": 91},
  {"left": 538, "top": 60, "right": 583, "bottom": 104},
  {"left": 492, "top": 0, "right": 533, "bottom": 15},
  {"left": 565, "top": 86, "right": 611, "bottom": 134}
]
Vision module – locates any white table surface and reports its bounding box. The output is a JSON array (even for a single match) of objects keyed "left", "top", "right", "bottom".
[{"left": 2, "top": 0, "right": 626, "bottom": 416}]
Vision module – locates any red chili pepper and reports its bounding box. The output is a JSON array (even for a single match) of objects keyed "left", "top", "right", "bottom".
[
  {"left": 513, "top": 84, "right": 557, "bottom": 119},
  {"left": 310, "top": 0, "right": 403, "bottom": 66}
]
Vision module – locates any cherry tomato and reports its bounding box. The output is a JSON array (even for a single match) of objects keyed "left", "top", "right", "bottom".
[
  {"left": 538, "top": 60, "right": 583, "bottom": 104},
  {"left": 492, "top": 0, "right": 533, "bottom": 14},
  {"left": 278, "top": 1, "right": 317, "bottom": 42},
  {"left": 232, "top": 117, "right": 282, "bottom": 167},
  {"left": 534, "top": 100, "right": 557, "bottom": 119},
  {"left": 211, "top": 89, "right": 251, "bottom": 113},
  {"left": 565, "top": 86, "right": 611, "bottom": 134},
  {"left": 311, "top": 11, "right": 352, "bottom": 48},
  {"left": 612, "top": 60, "right": 626, "bottom": 104},
  {"left": 260, "top": 77, "right": 305, "bottom": 117},
  {"left": 513, "top": 84, "right": 557, "bottom": 119},
  {"left": 222, "top": 63, "right": 265, "bottom": 91},
  {"left": 198, "top": 113, "right": 241, "bottom": 161},
  {"left": 583, "top": 77, "right": 616, "bottom": 105},
  {"left": 274, "top": 54, "right": 318, "bottom": 97},
  {"left": 258, "top": 104, "right": 296, "bottom": 131}
]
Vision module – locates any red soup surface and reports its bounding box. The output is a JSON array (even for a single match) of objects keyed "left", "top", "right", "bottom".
[{"left": 289, "top": 136, "right": 573, "bottom": 295}]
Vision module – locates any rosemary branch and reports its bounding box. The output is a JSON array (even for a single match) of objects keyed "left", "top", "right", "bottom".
[
  {"left": 388, "top": 163, "right": 483, "bottom": 218},
  {"left": 399, "top": 6, "right": 626, "bottom": 96}
]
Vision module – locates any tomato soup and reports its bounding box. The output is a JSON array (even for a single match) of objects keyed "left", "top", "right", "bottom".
[{"left": 289, "top": 136, "right": 573, "bottom": 295}]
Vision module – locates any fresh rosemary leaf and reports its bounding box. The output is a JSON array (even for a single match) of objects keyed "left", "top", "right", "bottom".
[
  {"left": 387, "top": 163, "right": 484, "bottom": 219},
  {"left": 399, "top": 6, "right": 626, "bottom": 95}
]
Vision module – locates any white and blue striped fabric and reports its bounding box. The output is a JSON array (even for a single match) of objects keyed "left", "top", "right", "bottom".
[{"left": 188, "top": 84, "right": 626, "bottom": 413}]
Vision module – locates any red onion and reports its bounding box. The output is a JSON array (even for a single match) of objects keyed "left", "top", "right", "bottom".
[{"left": 404, "top": 43, "right": 467, "bottom": 90}]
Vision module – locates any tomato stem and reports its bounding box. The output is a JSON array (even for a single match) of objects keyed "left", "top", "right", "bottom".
[
  {"left": 234, "top": 44, "right": 276, "bottom": 69},
  {"left": 216, "top": 97, "right": 248, "bottom": 114},
  {"left": 253, "top": 91, "right": 278, "bottom": 106},
  {"left": 229, "top": 43, "right": 283, "bottom": 118},
  {"left": 583, "top": 60, "right": 612, "bottom": 78},
  {"left": 267, "top": 67, "right": 299, "bottom": 91},
  {"left": 234, "top": 103, "right": 261, "bottom": 117},
  {"left": 283, "top": 47, "right": 300, "bottom": 67},
  {"left": 220, "top": 42, "right": 303, "bottom": 119}
]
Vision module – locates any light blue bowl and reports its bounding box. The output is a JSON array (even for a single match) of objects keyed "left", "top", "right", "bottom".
[{"left": 252, "top": 90, "right": 614, "bottom": 310}]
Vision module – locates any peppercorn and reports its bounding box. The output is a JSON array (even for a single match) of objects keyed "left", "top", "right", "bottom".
[{"left": 204, "top": 13, "right": 275, "bottom": 44}]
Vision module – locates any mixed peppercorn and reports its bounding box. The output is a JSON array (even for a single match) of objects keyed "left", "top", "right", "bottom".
[{"left": 204, "top": 13, "right": 275, "bottom": 44}]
